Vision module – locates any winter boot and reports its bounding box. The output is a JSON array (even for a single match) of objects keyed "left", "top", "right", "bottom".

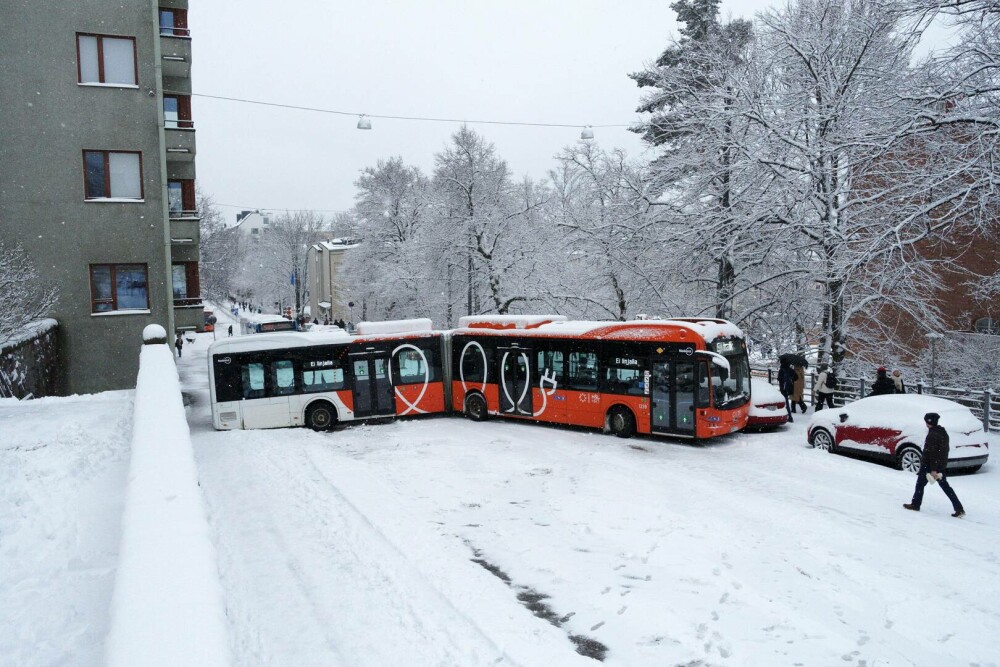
[
  {"left": 903, "top": 503, "right": 919, "bottom": 511},
  {"left": 799, "top": 401, "right": 808, "bottom": 413},
  {"left": 952, "top": 510, "right": 966, "bottom": 518}
]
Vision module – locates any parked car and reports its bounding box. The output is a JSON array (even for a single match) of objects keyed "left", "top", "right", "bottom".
[
  {"left": 747, "top": 377, "right": 789, "bottom": 429},
  {"left": 807, "top": 395, "right": 989, "bottom": 472}
]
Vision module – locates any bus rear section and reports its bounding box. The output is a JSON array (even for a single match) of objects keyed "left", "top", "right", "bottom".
[
  {"left": 208, "top": 320, "right": 447, "bottom": 430},
  {"left": 450, "top": 315, "right": 751, "bottom": 440}
]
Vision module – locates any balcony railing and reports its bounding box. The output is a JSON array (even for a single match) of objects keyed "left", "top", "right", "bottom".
[
  {"left": 160, "top": 27, "right": 191, "bottom": 38},
  {"left": 169, "top": 209, "right": 200, "bottom": 220},
  {"left": 173, "top": 297, "right": 203, "bottom": 308}
]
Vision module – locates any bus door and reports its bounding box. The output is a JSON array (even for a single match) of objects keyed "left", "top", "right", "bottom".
[
  {"left": 239, "top": 359, "right": 292, "bottom": 429},
  {"left": 497, "top": 347, "right": 533, "bottom": 416},
  {"left": 650, "top": 358, "right": 697, "bottom": 437},
  {"left": 350, "top": 352, "right": 395, "bottom": 418}
]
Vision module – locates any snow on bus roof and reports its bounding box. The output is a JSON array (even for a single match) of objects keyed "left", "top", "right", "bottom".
[
  {"left": 356, "top": 318, "right": 433, "bottom": 336},
  {"left": 208, "top": 327, "right": 441, "bottom": 356},
  {"left": 458, "top": 315, "right": 568, "bottom": 330},
  {"left": 454, "top": 316, "right": 743, "bottom": 344},
  {"left": 239, "top": 312, "right": 291, "bottom": 324}
]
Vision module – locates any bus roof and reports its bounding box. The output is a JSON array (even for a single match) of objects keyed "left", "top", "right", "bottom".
[
  {"left": 208, "top": 329, "right": 440, "bottom": 356},
  {"left": 453, "top": 317, "right": 743, "bottom": 345}
]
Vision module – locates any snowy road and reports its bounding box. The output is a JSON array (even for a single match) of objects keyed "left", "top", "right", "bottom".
[{"left": 179, "top": 323, "right": 1000, "bottom": 667}]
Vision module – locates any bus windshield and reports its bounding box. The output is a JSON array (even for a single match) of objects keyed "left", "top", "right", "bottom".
[{"left": 711, "top": 340, "right": 751, "bottom": 409}]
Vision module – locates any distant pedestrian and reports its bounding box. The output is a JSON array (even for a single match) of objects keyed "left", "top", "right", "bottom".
[
  {"left": 174, "top": 332, "right": 184, "bottom": 358},
  {"left": 791, "top": 365, "right": 807, "bottom": 413},
  {"left": 870, "top": 366, "right": 896, "bottom": 396},
  {"left": 814, "top": 364, "right": 836, "bottom": 410},
  {"left": 891, "top": 369, "right": 906, "bottom": 394},
  {"left": 777, "top": 359, "right": 796, "bottom": 422},
  {"left": 227, "top": 324, "right": 233, "bottom": 337},
  {"left": 904, "top": 413, "right": 965, "bottom": 517}
]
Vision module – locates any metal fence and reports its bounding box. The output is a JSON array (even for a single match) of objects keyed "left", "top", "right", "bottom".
[{"left": 752, "top": 366, "right": 998, "bottom": 433}]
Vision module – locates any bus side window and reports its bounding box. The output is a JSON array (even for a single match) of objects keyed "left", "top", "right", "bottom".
[
  {"left": 213, "top": 360, "right": 242, "bottom": 402},
  {"left": 536, "top": 349, "right": 564, "bottom": 382},
  {"left": 459, "top": 340, "right": 486, "bottom": 383},
  {"left": 241, "top": 362, "right": 265, "bottom": 400},
  {"left": 566, "top": 350, "right": 598, "bottom": 391},
  {"left": 270, "top": 360, "right": 295, "bottom": 396},
  {"left": 606, "top": 366, "right": 644, "bottom": 395},
  {"left": 394, "top": 348, "right": 428, "bottom": 384},
  {"left": 302, "top": 360, "right": 344, "bottom": 392}
]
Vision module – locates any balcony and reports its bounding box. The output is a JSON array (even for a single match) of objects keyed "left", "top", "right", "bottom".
[
  {"left": 160, "top": 35, "right": 191, "bottom": 78},
  {"left": 169, "top": 216, "right": 200, "bottom": 245},
  {"left": 164, "top": 126, "right": 196, "bottom": 162}
]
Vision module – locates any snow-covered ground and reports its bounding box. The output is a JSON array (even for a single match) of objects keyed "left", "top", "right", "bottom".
[
  {"left": 0, "top": 391, "right": 132, "bottom": 665},
  {"left": 178, "top": 312, "right": 1000, "bottom": 667},
  {"left": 3, "top": 310, "right": 999, "bottom": 666}
]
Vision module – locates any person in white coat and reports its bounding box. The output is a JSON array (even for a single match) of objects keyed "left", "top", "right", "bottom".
[{"left": 814, "top": 365, "right": 836, "bottom": 410}]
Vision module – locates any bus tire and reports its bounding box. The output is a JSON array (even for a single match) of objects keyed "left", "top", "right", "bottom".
[
  {"left": 608, "top": 407, "right": 636, "bottom": 439},
  {"left": 305, "top": 401, "right": 336, "bottom": 431},
  {"left": 465, "top": 393, "right": 488, "bottom": 422}
]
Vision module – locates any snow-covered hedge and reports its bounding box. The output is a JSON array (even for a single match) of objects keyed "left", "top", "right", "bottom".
[
  {"left": 105, "top": 338, "right": 230, "bottom": 667},
  {"left": 0, "top": 319, "right": 58, "bottom": 398}
]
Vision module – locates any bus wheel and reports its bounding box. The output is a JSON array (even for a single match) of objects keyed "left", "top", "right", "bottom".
[
  {"left": 305, "top": 402, "right": 336, "bottom": 431},
  {"left": 465, "top": 393, "right": 488, "bottom": 422},
  {"left": 608, "top": 407, "right": 636, "bottom": 439}
]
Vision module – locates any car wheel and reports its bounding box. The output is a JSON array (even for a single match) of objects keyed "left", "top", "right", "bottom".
[
  {"left": 608, "top": 407, "right": 636, "bottom": 439},
  {"left": 305, "top": 402, "right": 336, "bottom": 431},
  {"left": 465, "top": 393, "right": 488, "bottom": 422},
  {"left": 811, "top": 427, "right": 835, "bottom": 452},
  {"left": 896, "top": 446, "right": 922, "bottom": 473}
]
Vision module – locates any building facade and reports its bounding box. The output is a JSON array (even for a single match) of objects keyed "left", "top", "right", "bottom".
[
  {"left": 308, "top": 239, "right": 360, "bottom": 323},
  {"left": 0, "top": 0, "right": 201, "bottom": 394}
]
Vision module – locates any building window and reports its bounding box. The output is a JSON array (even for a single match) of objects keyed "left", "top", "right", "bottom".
[
  {"left": 84, "top": 150, "right": 143, "bottom": 200},
  {"left": 163, "top": 95, "right": 193, "bottom": 129},
  {"left": 167, "top": 179, "right": 196, "bottom": 216},
  {"left": 159, "top": 8, "right": 189, "bottom": 36},
  {"left": 171, "top": 262, "right": 200, "bottom": 306},
  {"left": 90, "top": 264, "right": 149, "bottom": 312},
  {"left": 77, "top": 34, "right": 137, "bottom": 85}
]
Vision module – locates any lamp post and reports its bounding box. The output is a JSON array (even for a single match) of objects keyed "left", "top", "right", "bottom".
[{"left": 925, "top": 332, "right": 944, "bottom": 391}]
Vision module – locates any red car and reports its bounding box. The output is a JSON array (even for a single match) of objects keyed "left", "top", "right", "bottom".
[
  {"left": 746, "top": 377, "right": 789, "bottom": 429},
  {"left": 807, "top": 394, "right": 989, "bottom": 472}
]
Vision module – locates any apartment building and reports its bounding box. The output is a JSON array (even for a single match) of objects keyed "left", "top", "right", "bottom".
[
  {"left": 308, "top": 239, "right": 360, "bottom": 323},
  {"left": 0, "top": 0, "right": 201, "bottom": 394}
]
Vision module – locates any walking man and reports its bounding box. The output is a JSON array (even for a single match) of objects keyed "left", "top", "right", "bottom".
[
  {"left": 174, "top": 332, "right": 184, "bottom": 358},
  {"left": 904, "top": 412, "right": 965, "bottom": 517}
]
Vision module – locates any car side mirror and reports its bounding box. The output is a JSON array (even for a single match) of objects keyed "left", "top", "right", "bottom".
[{"left": 839, "top": 413, "right": 848, "bottom": 423}]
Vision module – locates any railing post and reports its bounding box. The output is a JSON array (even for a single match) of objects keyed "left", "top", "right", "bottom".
[
  {"left": 916, "top": 380, "right": 924, "bottom": 395},
  {"left": 768, "top": 368, "right": 773, "bottom": 384},
  {"left": 984, "top": 388, "right": 993, "bottom": 433},
  {"left": 859, "top": 377, "right": 866, "bottom": 400}
]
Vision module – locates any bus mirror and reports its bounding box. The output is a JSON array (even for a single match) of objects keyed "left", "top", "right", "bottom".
[{"left": 695, "top": 350, "right": 730, "bottom": 372}]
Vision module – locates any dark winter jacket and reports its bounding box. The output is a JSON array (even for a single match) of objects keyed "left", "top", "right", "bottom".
[
  {"left": 870, "top": 374, "right": 896, "bottom": 396},
  {"left": 923, "top": 425, "right": 950, "bottom": 472},
  {"left": 777, "top": 365, "right": 796, "bottom": 396}
]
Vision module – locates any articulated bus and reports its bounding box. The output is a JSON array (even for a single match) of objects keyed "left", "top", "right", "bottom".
[
  {"left": 207, "top": 319, "right": 446, "bottom": 430},
  {"left": 207, "top": 314, "right": 751, "bottom": 440},
  {"left": 451, "top": 315, "right": 751, "bottom": 439}
]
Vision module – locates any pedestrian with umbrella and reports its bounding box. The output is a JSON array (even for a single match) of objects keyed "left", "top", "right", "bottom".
[{"left": 779, "top": 353, "right": 809, "bottom": 416}]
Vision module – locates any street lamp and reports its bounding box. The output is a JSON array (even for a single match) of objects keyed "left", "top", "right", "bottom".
[{"left": 925, "top": 332, "right": 944, "bottom": 390}]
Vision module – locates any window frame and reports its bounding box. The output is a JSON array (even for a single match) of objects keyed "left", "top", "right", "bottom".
[
  {"left": 163, "top": 94, "right": 193, "bottom": 129},
  {"left": 171, "top": 261, "right": 200, "bottom": 305},
  {"left": 167, "top": 179, "right": 196, "bottom": 215},
  {"left": 76, "top": 33, "right": 139, "bottom": 86},
  {"left": 159, "top": 8, "right": 190, "bottom": 37},
  {"left": 89, "top": 263, "right": 150, "bottom": 313},
  {"left": 82, "top": 149, "right": 144, "bottom": 201}
]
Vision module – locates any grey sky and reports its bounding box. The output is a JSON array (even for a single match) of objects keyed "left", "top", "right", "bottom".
[{"left": 190, "top": 1, "right": 951, "bottom": 221}]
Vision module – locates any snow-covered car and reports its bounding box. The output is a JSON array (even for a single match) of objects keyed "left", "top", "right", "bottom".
[
  {"left": 747, "top": 377, "right": 789, "bottom": 429},
  {"left": 806, "top": 394, "right": 989, "bottom": 473}
]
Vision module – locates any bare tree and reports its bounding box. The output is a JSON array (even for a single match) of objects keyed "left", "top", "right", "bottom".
[{"left": 0, "top": 241, "right": 58, "bottom": 345}]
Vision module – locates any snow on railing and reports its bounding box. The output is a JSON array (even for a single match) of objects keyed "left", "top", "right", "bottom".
[{"left": 105, "top": 325, "right": 230, "bottom": 667}]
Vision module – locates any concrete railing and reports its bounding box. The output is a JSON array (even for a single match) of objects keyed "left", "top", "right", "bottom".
[{"left": 105, "top": 325, "right": 230, "bottom": 667}]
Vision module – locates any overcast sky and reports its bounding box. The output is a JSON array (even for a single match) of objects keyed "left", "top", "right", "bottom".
[{"left": 190, "top": 0, "right": 954, "bottom": 223}]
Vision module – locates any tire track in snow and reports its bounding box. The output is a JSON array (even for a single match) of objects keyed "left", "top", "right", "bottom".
[{"left": 196, "top": 435, "right": 515, "bottom": 667}]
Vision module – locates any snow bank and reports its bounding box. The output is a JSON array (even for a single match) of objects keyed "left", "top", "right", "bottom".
[{"left": 105, "top": 340, "right": 230, "bottom": 667}]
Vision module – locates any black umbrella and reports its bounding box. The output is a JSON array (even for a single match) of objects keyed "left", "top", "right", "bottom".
[{"left": 779, "top": 352, "right": 809, "bottom": 367}]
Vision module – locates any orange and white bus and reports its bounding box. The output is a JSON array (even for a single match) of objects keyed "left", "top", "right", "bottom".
[
  {"left": 451, "top": 315, "right": 751, "bottom": 440},
  {"left": 207, "top": 319, "right": 446, "bottom": 430}
]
